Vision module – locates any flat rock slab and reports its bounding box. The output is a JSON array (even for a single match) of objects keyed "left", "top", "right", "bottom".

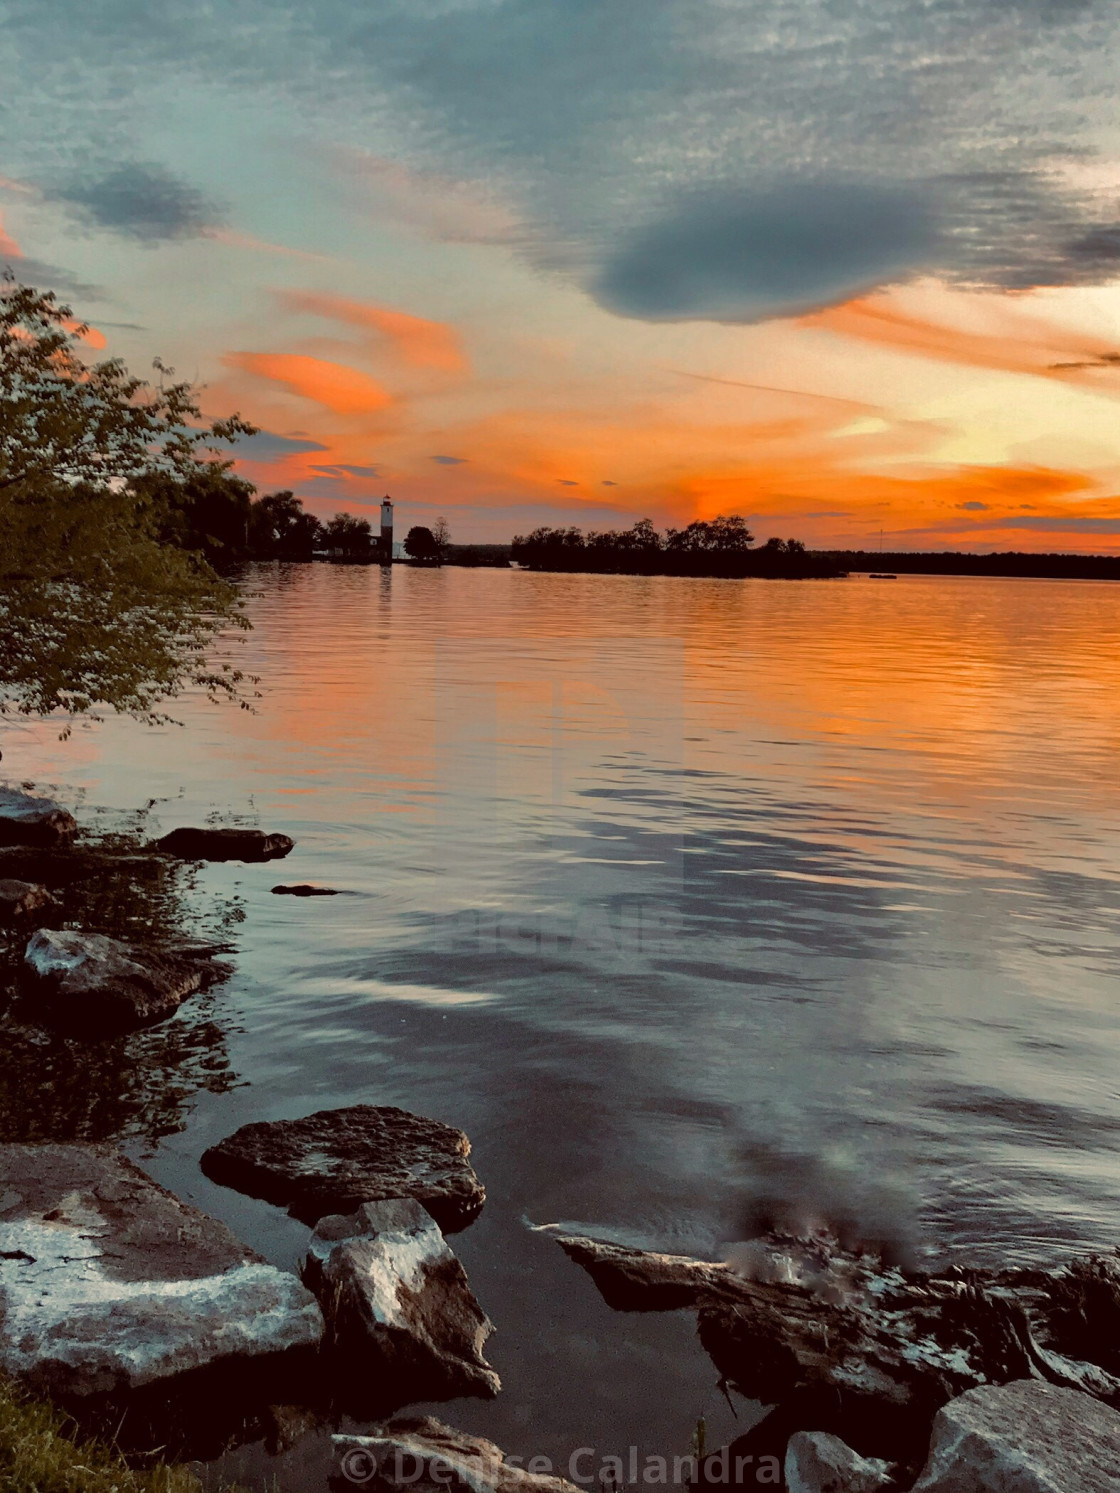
[
  {"left": 0, "top": 878, "right": 56, "bottom": 923},
  {"left": 0, "top": 787, "right": 77, "bottom": 848},
  {"left": 0, "top": 844, "right": 166, "bottom": 888},
  {"left": 0, "top": 1143, "right": 323, "bottom": 1398},
  {"left": 912, "top": 1379, "right": 1120, "bottom": 1492},
  {"left": 305, "top": 1198, "right": 499, "bottom": 1405},
  {"left": 155, "top": 827, "right": 294, "bottom": 862},
  {"left": 202, "top": 1105, "right": 485, "bottom": 1231},
  {"left": 334, "top": 1416, "right": 580, "bottom": 1493},
  {"left": 22, "top": 928, "right": 217, "bottom": 1033}
]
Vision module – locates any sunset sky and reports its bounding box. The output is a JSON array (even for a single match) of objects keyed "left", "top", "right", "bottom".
[{"left": 4, "top": 1, "right": 1120, "bottom": 548}]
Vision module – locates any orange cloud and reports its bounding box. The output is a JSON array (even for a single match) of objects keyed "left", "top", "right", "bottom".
[
  {"left": 278, "top": 290, "right": 467, "bottom": 373},
  {"left": 0, "top": 212, "right": 22, "bottom": 258},
  {"left": 223, "top": 352, "right": 393, "bottom": 415},
  {"left": 66, "top": 319, "right": 106, "bottom": 350},
  {"left": 798, "top": 286, "right": 1120, "bottom": 383}
]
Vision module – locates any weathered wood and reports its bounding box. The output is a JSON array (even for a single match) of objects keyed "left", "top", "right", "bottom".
[{"left": 545, "top": 1227, "right": 1120, "bottom": 1465}]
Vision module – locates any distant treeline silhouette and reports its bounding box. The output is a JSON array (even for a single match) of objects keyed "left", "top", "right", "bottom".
[
  {"left": 511, "top": 517, "right": 842, "bottom": 578},
  {"left": 827, "top": 550, "right": 1120, "bottom": 581}
]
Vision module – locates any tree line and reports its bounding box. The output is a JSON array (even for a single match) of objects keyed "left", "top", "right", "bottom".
[{"left": 511, "top": 518, "right": 839, "bottom": 578}]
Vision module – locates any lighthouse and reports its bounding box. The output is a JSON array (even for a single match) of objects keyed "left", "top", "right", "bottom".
[{"left": 379, "top": 497, "right": 394, "bottom": 563}]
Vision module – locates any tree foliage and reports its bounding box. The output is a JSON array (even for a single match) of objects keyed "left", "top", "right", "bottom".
[
  {"left": 323, "top": 511, "right": 372, "bottom": 559},
  {"left": 0, "top": 279, "right": 255, "bottom": 722},
  {"left": 404, "top": 524, "right": 439, "bottom": 561},
  {"left": 511, "top": 516, "right": 834, "bottom": 578}
]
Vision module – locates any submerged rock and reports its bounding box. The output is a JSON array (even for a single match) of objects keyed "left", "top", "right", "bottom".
[
  {"left": 272, "top": 883, "right": 341, "bottom": 896},
  {"left": 155, "top": 826, "right": 294, "bottom": 862},
  {"left": 785, "top": 1433, "right": 894, "bottom": 1493},
  {"left": 202, "top": 1105, "right": 485, "bottom": 1230},
  {"left": 0, "top": 1142, "right": 323, "bottom": 1399},
  {"left": 0, "top": 878, "right": 56, "bottom": 923},
  {"left": 21, "top": 928, "right": 219, "bottom": 1033},
  {"left": 0, "top": 787, "right": 77, "bottom": 848},
  {"left": 546, "top": 1227, "right": 1120, "bottom": 1465},
  {"left": 911, "top": 1380, "right": 1120, "bottom": 1492},
  {"left": 305, "top": 1198, "right": 500, "bottom": 1405},
  {"left": 334, "top": 1416, "right": 580, "bottom": 1493}
]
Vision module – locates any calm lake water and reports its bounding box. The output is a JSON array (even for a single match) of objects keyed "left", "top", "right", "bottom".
[{"left": 9, "top": 564, "right": 1120, "bottom": 1486}]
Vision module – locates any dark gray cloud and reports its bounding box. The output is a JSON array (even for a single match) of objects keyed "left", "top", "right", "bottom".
[
  {"left": 999, "top": 516, "right": 1120, "bottom": 533},
  {"left": 221, "top": 430, "right": 328, "bottom": 461},
  {"left": 54, "top": 163, "right": 220, "bottom": 243},
  {"left": 431, "top": 455, "right": 467, "bottom": 465},
  {"left": 312, "top": 463, "right": 382, "bottom": 477},
  {"left": 4, "top": 1, "right": 1120, "bottom": 315},
  {"left": 0, "top": 252, "right": 100, "bottom": 298},
  {"left": 595, "top": 183, "right": 938, "bottom": 322}
]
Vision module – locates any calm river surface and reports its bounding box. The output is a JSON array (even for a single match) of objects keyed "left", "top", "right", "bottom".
[{"left": 9, "top": 564, "right": 1120, "bottom": 1486}]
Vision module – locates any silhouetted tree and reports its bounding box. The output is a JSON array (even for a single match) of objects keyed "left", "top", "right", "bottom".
[
  {"left": 512, "top": 515, "right": 831, "bottom": 578},
  {"left": 324, "top": 511, "right": 372, "bottom": 560},
  {"left": 249, "top": 490, "right": 322, "bottom": 559},
  {"left": 404, "top": 525, "right": 440, "bottom": 561}
]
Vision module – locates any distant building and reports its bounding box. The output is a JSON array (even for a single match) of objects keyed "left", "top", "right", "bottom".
[{"left": 379, "top": 497, "right": 394, "bottom": 563}]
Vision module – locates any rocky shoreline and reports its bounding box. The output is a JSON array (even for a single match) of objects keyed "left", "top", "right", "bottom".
[{"left": 3, "top": 782, "right": 1120, "bottom": 1491}]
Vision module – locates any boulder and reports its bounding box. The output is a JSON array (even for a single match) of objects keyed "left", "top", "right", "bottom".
[
  {"left": 272, "top": 883, "right": 341, "bottom": 896},
  {"left": 0, "top": 1142, "right": 323, "bottom": 1399},
  {"left": 334, "top": 1416, "right": 580, "bottom": 1493},
  {"left": 911, "top": 1379, "right": 1120, "bottom": 1492},
  {"left": 545, "top": 1227, "right": 1120, "bottom": 1465},
  {"left": 0, "top": 787, "right": 77, "bottom": 848},
  {"left": 305, "top": 1198, "right": 499, "bottom": 1404},
  {"left": 201, "top": 1105, "right": 485, "bottom": 1231},
  {"left": 785, "top": 1432, "right": 894, "bottom": 1492},
  {"left": 22, "top": 928, "right": 218, "bottom": 1033},
  {"left": 155, "top": 826, "right": 294, "bottom": 862},
  {"left": 0, "top": 878, "right": 56, "bottom": 923}
]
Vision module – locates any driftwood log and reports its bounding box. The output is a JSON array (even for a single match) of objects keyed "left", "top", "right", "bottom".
[{"left": 544, "top": 1227, "right": 1120, "bottom": 1468}]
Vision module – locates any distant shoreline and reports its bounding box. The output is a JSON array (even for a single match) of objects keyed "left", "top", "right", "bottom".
[
  {"left": 445, "top": 544, "right": 1120, "bottom": 582},
  {"left": 823, "top": 550, "right": 1120, "bottom": 581}
]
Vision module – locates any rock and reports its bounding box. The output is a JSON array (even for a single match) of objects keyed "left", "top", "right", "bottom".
[
  {"left": 0, "top": 843, "right": 163, "bottom": 888},
  {"left": 0, "top": 1142, "right": 323, "bottom": 1399},
  {"left": 785, "top": 1432, "right": 894, "bottom": 1493},
  {"left": 272, "top": 883, "right": 341, "bottom": 896},
  {"left": 542, "top": 1228, "right": 734, "bottom": 1312},
  {"left": 21, "top": 927, "right": 220, "bottom": 1033},
  {"left": 305, "top": 1198, "right": 499, "bottom": 1404},
  {"left": 201, "top": 1105, "right": 485, "bottom": 1231},
  {"left": 264, "top": 1401, "right": 327, "bottom": 1455},
  {"left": 546, "top": 1227, "right": 1120, "bottom": 1466},
  {"left": 333, "top": 1416, "right": 580, "bottom": 1493},
  {"left": 154, "top": 826, "right": 294, "bottom": 862},
  {"left": 0, "top": 878, "right": 56, "bottom": 923},
  {"left": 0, "top": 787, "right": 77, "bottom": 848},
  {"left": 911, "top": 1379, "right": 1120, "bottom": 1492}
]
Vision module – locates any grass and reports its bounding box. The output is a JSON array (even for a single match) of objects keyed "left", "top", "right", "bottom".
[{"left": 0, "top": 1376, "right": 220, "bottom": 1493}]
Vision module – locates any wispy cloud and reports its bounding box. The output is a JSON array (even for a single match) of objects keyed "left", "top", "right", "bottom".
[
  {"left": 278, "top": 290, "right": 467, "bottom": 373},
  {"left": 202, "top": 228, "right": 329, "bottom": 262},
  {"left": 224, "top": 352, "right": 393, "bottom": 415}
]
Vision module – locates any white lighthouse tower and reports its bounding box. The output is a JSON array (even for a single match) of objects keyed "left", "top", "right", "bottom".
[{"left": 379, "top": 496, "right": 394, "bottom": 563}]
